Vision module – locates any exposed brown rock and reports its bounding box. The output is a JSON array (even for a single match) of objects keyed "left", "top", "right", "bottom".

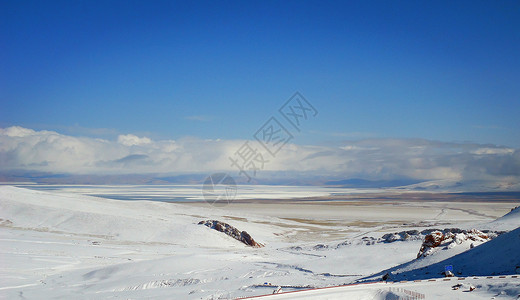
[
  {"left": 424, "top": 231, "right": 445, "bottom": 247},
  {"left": 417, "top": 228, "right": 491, "bottom": 258},
  {"left": 198, "top": 220, "right": 264, "bottom": 247}
]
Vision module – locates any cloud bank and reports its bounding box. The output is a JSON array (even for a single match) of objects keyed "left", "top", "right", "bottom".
[{"left": 0, "top": 126, "right": 519, "bottom": 186}]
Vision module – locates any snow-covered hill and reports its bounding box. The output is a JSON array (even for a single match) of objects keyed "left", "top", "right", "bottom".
[
  {"left": 364, "top": 226, "right": 520, "bottom": 282},
  {"left": 403, "top": 179, "right": 520, "bottom": 192},
  {"left": 358, "top": 206, "right": 520, "bottom": 283},
  {"left": 482, "top": 206, "right": 520, "bottom": 231},
  {"left": 1, "top": 186, "right": 519, "bottom": 299},
  {"left": 0, "top": 185, "right": 248, "bottom": 248}
]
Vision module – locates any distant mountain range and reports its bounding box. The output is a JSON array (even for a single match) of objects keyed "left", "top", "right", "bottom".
[
  {"left": 324, "top": 178, "right": 423, "bottom": 188},
  {"left": 0, "top": 170, "right": 419, "bottom": 187},
  {"left": 1, "top": 170, "right": 519, "bottom": 192}
]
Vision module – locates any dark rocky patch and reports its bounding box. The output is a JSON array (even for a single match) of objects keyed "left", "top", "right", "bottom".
[{"left": 198, "top": 220, "right": 263, "bottom": 247}]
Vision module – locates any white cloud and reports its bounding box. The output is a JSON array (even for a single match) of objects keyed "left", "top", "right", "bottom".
[
  {"left": 0, "top": 127, "right": 519, "bottom": 184},
  {"left": 471, "top": 147, "right": 515, "bottom": 155},
  {"left": 0, "top": 126, "right": 38, "bottom": 137},
  {"left": 117, "top": 134, "right": 152, "bottom": 146}
]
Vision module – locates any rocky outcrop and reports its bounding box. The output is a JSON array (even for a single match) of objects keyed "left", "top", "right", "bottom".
[
  {"left": 417, "top": 228, "right": 492, "bottom": 258},
  {"left": 381, "top": 230, "right": 423, "bottom": 243},
  {"left": 310, "top": 228, "right": 503, "bottom": 252},
  {"left": 198, "top": 220, "right": 263, "bottom": 247}
]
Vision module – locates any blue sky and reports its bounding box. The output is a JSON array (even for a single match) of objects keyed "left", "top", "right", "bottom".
[{"left": 1, "top": 0, "right": 519, "bottom": 147}]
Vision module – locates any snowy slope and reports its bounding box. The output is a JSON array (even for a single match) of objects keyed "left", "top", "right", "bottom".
[
  {"left": 0, "top": 186, "right": 407, "bottom": 299},
  {"left": 250, "top": 210, "right": 520, "bottom": 299},
  {"left": 363, "top": 226, "right": 520, "bottom": 282},
  {"left": 249, "top": 277, "right": 520, "bottom": 300},
  {"left": 357, "top": 206, "right": 520, "bottom": 283},
  {"left": 0, "top": 185, "right": 270, "bottom": 248},
  {"left": 482, "top": 206, "right": 520, "bottom": 231},
  {"left": 1, "top": 186, "right": 519, "bottom": 299},
  {"left": 370, "top": 205, "right": 520, "bottom": 282}
]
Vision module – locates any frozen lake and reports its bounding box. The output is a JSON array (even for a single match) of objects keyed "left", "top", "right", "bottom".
[{"left": 6, "top": 184, "right": 392, "bottom": 203}]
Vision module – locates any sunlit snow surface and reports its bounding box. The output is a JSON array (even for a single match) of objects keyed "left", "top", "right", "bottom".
[{"left": 0, "top": 185, "right": 519, "bottom": 299}]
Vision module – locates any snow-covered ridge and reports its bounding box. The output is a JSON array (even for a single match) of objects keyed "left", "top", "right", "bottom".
[
  {"left": 0, "top": 185, "right": 252, "bottom": 248},
  {"left": 365, "top": 226, "right": 520, "bottom": 282}
]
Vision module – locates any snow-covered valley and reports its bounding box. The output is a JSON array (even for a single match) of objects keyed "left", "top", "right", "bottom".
[{"left": 0, "top": 186, "right": 519, "bottom": 299}]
